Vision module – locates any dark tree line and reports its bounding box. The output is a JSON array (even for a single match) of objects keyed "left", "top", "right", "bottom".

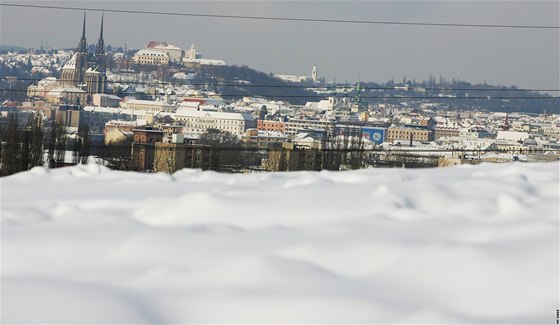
[
  {"left": 0, "top": 112, "right": 44, "bottom": 176},
  {"left": 0, "top": 113, "right": 90, "bottom": 176}
]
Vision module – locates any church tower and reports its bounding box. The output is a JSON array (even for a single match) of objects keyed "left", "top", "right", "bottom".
[
  {"left": 311, "top": 66, "right": 318, "bottom": 83},
  {"left": 60, "top": 12, "right": 107, "bottom": 104},
  {"left": 95, "top": 13, "right": 106, "bottom": 72},
  {"left": 85, "top": 12, "right": 107, "bottom": 97},
  {"left": 61, "top": 12, "right": 89, "bottom": 88}
]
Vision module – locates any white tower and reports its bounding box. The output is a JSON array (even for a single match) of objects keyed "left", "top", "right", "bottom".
[{"left": 312, "top": 66, "right": 318, "bottom": 83}]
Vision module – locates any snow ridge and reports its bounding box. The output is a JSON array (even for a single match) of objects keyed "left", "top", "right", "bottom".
[{"left": 1, "top": 162, "right": 558, "bottom": 323}]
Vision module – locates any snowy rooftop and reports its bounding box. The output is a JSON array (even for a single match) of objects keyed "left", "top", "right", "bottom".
[
  {"left": 135, "top": 49, "right": 169, "bottom": 57},
  {"left": 182, "top": 58, "right": 226, "bottom": 66},
  {"left": 175, "top": 108, "right": 255, "bottom": 121}
]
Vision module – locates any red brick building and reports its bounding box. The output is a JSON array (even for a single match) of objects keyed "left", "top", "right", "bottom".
[{"left": 257, "top": 119, "right": 285, "bottom": 133}]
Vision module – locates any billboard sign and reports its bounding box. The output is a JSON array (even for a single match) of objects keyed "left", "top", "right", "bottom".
[{"left": 362, "top": 127, "right": 385, "bottom": 144}]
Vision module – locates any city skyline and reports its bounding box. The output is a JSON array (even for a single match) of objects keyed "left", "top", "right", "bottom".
[{"left": 1, "top": 1, "right": 558, "bottom": 90}]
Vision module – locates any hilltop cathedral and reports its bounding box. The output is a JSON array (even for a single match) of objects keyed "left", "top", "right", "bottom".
[{"left": 61, "top": 12, "right": 107, "bottom": 104}]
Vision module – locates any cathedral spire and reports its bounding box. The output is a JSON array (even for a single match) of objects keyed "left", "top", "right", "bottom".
[
  {"left": 96, "top": 12, "right": 105, "bottom": 54},
  {"left": 95, "top": 12, "right": 107, "bottom": 73},
  {"left": 78, "top": 11, "right": 87, "bottom": 52},
  {"left": 99, "top": 12, "right": 104, "bottom": 42}
]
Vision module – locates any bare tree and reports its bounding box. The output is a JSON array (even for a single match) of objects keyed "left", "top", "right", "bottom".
[
  {"left": 198, "top": 128, "right": 242, "bottom": 172},
  {"left": 28, "top": 112, "right": 44, "bottom": 168}
]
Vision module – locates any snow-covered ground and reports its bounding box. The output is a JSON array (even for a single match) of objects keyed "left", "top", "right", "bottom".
[{"left": 1, "top": 162, "right": 558, "bottom": 323}]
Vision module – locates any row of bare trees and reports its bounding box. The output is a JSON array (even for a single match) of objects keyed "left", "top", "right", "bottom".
[{"left": 0, "top": 112, "right": 90, "bottom": 176}]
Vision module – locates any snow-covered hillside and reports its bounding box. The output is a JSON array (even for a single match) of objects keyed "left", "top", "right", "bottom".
[{"left": 1, "top": 162, "right": 558, "bottom": 323}]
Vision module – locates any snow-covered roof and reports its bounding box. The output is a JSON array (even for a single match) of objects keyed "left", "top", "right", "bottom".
[
  {"left": 175, "top": 108, "right": 255, "bottom": 122},
  {"left": 182, "top": 58, "right": 225, "bottom": 66},
  {"left": 61, "top": 53, "right": 77, "bottom": 69},
  {"left": 134, "top": 49, "right": 169, "bottom": 58},
  {"left": 47, "top": 87, "right": 85, "bottom": 96}
]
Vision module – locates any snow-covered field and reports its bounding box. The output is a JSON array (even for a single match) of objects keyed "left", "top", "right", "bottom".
[{"left": 1, "top": 162, "right": 558, "bottom": 323}]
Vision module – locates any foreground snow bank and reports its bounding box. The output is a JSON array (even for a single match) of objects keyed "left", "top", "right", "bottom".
[{"left": 1, "top": 162, "right": 558, "bottom": 323}]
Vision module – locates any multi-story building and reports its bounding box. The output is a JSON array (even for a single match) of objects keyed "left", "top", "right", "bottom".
[
  {"left": 242, "top": 129, "right": 288, "bottom": 149},
  {"left": 175, "top": 109, "right": 256, "bottom": 136},
  {"left": 132, "top": 128, "right": 164, "bottom": 171},
  {"left": 257, "top": 119, "right": 285, "bottom": 133},
  {"left": 284, "top": 117, "right": 334, "bottom": 136},
  {"left": 432, "top": 127, "right": 460, "bottom": 141},
  {"left": 133, "top": 49, "right": 170, "bottom": 66},
  {"left": 153, "top": 142, "right": 213, "bottom": 173},
  {"left": 386, "top": 127, "right": 430, "bottom": 143},
  {"left": 264, "top": 142, "right": 340, "bottom": 171},
  {"left": 146, "top": 41, "right": 183, "bottom": 62},
  {"left": 46, "top": 87, "right": 87, "bottom": 106},
  {"left": 122, "top": 99, "right": 175, "bottom": 113}
]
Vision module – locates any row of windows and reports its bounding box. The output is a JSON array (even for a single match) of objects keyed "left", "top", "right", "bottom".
[
  {"left": 141, "top": 53, "right": 166, "bottom": 57},
  {"left": 135, "top": 60, "right": 168, "bottom": 65},
  {"left": 178, "top": 117, "right": 243, "bottom": 125},
  {"left": 388, "top": 131, "right": 426, "bottom": 134},
  {"left": 185, "top": 127, "right": 243, "bottom": 134}
]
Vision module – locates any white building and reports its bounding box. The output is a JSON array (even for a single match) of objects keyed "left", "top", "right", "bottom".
[
  {"left": 274, "top": 74, "right": 310, "bottom": 83},
  {"left": 146, "top": 41, "right": 183, "bottom": 62},
  {"left": 175, "top": 108, "right": 256, "bottom": 136},
  {"left": 133, "top": 49, "right": 170, "bottom": 66},
  {"left": 121, "top": 99, "right": 175, "bottom": 113},
  {"left": 182, "top": 58, "right": 226, "bottom": 67}
]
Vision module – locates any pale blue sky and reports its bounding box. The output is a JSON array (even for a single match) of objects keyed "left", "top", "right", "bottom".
[{"left": 1, "top": 1, "right": 558, "bottom": 90}]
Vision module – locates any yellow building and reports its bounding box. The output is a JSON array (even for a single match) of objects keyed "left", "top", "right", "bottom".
[
  {"left": 133, "top": 49, "right": 170, "bottom": 66},
  {"left": 386, "top": 127, "right": 430, "bottom": 143}
]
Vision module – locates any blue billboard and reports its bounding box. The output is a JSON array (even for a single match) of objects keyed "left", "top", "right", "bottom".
[{"left": 362, "top": 127, "right": 385, "bottom": 144}]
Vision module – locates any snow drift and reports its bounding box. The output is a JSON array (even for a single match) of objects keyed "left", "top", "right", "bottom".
[{"left": 1, "top": 162, "right": 558, "bottom": 323}]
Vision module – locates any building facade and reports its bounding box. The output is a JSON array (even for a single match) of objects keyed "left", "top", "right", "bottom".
[
  {"left": 257, "top": 119, "right": 285, "bottom": 133},
  {"left": 284, "top": 117, "right": 334, "bottom": 136},
  {"left": 175, "top": 109, "right": 256, "bottom": 136},
  {"left": 133, "top": 49, "right": 170, "bottom": 66},
  {"left": 386, "top": 127, "right": 430, "bottom": 143}
]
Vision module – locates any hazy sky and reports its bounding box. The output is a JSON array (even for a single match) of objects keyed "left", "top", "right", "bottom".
[{"left": 1, "top": 1, "right": 559, "bottom": 90}]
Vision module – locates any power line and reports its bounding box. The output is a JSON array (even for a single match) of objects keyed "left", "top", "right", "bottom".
[
  {"left": 2, "top": 88, "right": 558, "bottom": 100},
  {"left": 1, "top": 3, "right": 559, "bottom": 30},
  {"left": 3, "top": 77, "right": 559, "bottom": 93},
  {"left": 1, "top": 142, "right": 559, "bottom": 153}
]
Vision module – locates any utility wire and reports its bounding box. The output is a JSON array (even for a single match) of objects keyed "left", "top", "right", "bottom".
[
  {"left": 1, "top": 3, "right": 559, "bottom": 30},
  {"left": 2, "top": 88, "right": 558, "bottom": 99},
  {"left": 1, "top": 142, "right": 558, "bottom": 153},
  {"left": 3, "top": 77, "right": 559, "bottom": 93}
]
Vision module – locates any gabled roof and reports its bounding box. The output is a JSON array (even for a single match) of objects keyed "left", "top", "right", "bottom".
[
  {"left": 62, "top": 53, "right": 77, "bottom": 69},
  {"left": 146, "top": 41, "right": 168, "bottom": 48}
]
